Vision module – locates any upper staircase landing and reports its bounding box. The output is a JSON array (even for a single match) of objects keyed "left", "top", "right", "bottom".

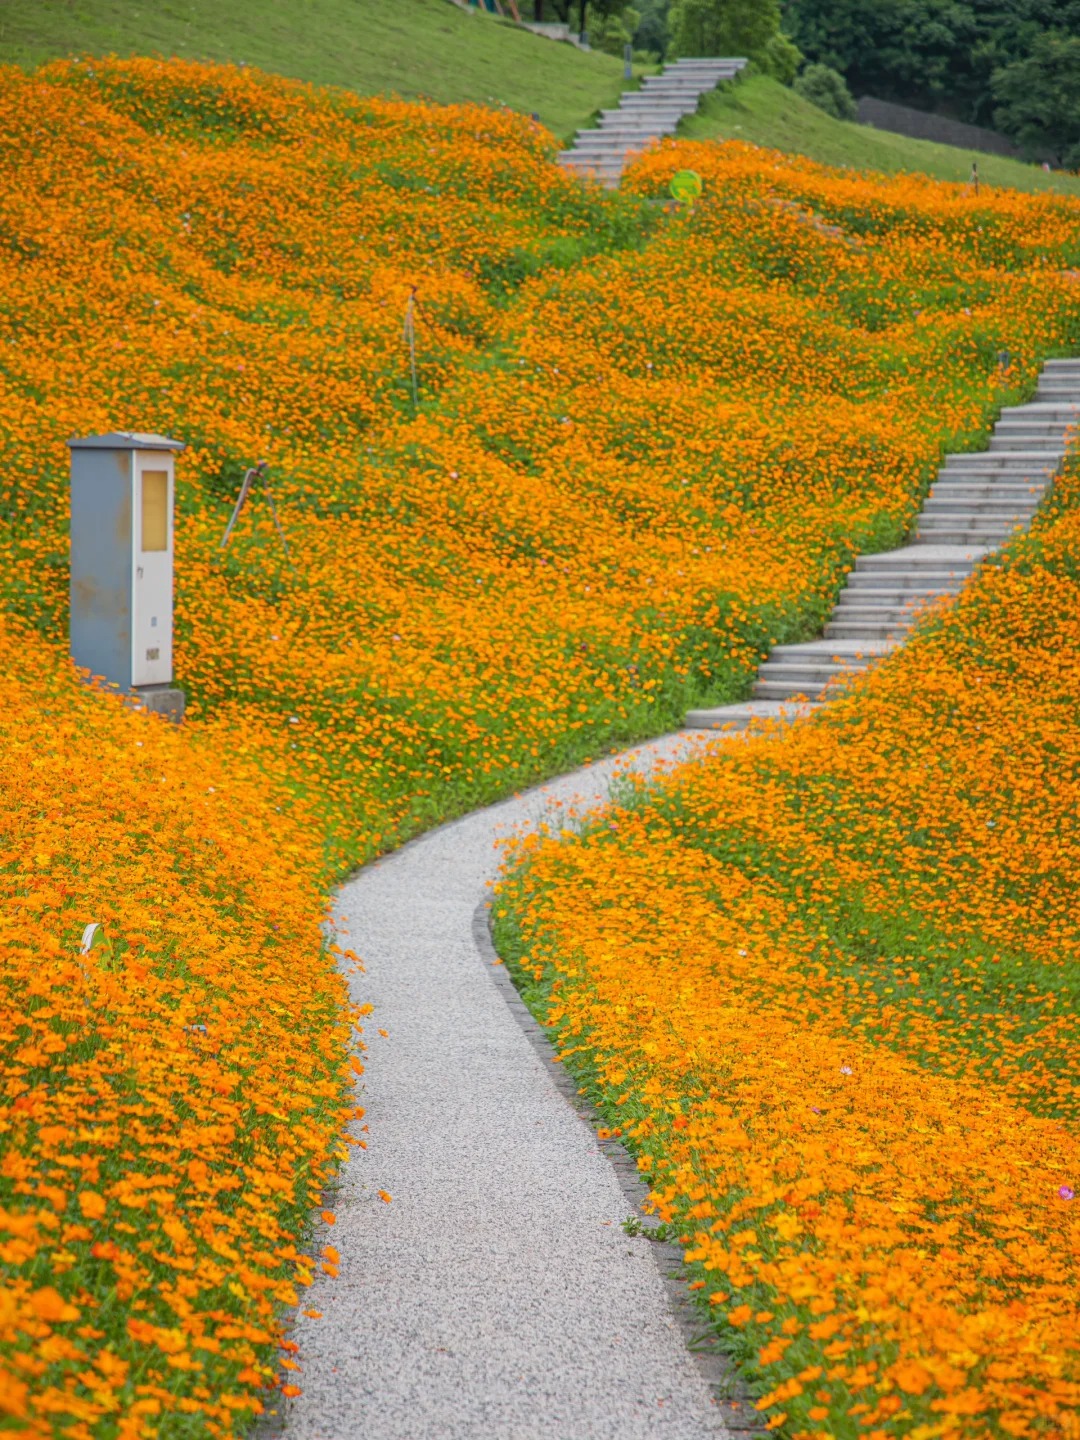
[{"left": 558, "top": 57, "right": 748, "bottom": 187}]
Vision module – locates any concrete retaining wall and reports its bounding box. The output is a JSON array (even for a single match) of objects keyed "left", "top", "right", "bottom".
[{"left": 857, "top": 96, "right": 1026, "bottom": 161}]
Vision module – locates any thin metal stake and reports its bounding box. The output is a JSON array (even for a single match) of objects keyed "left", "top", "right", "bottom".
[
  {"left": 219, "top": 459, "right": 296, "bottom": 573},
  {"left": 404, "top": 286, "right": 419, "bottom": 409},
  {"left": 220, "top": 460, "right": 266, "bottom": 549},
  {"left": 260, "top": 474, "right": 296, "bottom": 572}
]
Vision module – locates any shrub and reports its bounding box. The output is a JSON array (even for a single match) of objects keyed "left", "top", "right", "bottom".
[
  {"left": 759, "top": 29, "right": 803, "bottom": 85},
  {"left": 794, "top": 60, "right": 857, "bottom": 119}
]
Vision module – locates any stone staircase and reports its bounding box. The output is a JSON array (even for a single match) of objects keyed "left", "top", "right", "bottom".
[
  {"left": 687, "top": 358, "right": 1080, "bottom": 730},
  {"left": 559, "top": 57, "right": 748, "bottom": 187}
]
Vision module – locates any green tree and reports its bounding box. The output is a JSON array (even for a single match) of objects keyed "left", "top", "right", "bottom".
[
  {"left": 590, "top": 6, "right": 641, "bottom": 54},
  {"left": 534, "top": 0, "right": 632, "bottom": 33},
  {"left": 993, "top": 30, "right": 1080, "bottom": 167},
  {"left": 784, "top": 0, "right": 1080, "bottom": 124},
  {"left": 793, "top": 61, "right": 856, "bottom": 117},
  {"left": 761, "top": 29, "right": 803, "bottom": 84},
  {"left": 668, "top": 0, "right": 781, "bottom": 60},
  {"left": 633, "top": 0, "right": 671, "bottom": 58}
]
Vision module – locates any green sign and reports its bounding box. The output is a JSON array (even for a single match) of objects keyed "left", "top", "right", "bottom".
[{"left": 670, "top": 169, "right": 703, "bottom": 205}]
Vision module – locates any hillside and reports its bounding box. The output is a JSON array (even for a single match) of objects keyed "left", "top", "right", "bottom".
[
  {"left": 494, "top": 451, "right": 1080, "bottom": 1434},
  {"left": 8, "top": 0, "right": 1080, "bottom": 193},
  {"left": 3, "top": 55, "right": 1080, "bottom": 1436},
  {"left": 684, "top": 73, "right": 1080, "bottom": 198},
  {"left": 0, "top": 0, "right": 631, "bottom": 139}
]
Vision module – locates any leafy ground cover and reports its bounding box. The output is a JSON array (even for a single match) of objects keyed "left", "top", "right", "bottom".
[
  {"left": 3, "top": 54, "right": 1080, "bottom": 1437},
  {"left": 493, "top": 465, "right": 1080, "bottom": 1437}
]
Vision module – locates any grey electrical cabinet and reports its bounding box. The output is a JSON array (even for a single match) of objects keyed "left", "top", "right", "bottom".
[{"left": 68, "top": 432, "right": 185, "bottom": 720}]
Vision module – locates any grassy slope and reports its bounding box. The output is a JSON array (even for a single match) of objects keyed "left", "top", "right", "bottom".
[
  {"left": 683, "top": 72, "right": 1080, "bottom": 198},
  {"left": 6, "top": 0, "right": 1079, "bottom": 192},
  {"left": 0, "top": 0, "right": 630, "bottom": 139}
]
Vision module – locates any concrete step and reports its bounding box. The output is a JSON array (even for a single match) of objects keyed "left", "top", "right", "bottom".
[
  {"left": 938, "top": 465, "right": 1058, "bottom": 484},
  {"left": 853, "top": 547, "right": 983, "bottom": 572},
  {"left": 562, "top": 157, "right": 628, "bottom": 170},
  {"left": 613, "top": 92, "right": 699, "bottom": 105},
  {"left": 598, "top": 108, "right": 692, "bottom": 122},
  {"left": 915, "top": 524, "right": 1019, "bottom": 542},
  {"left": 835, "top": 588, "right": 961, "bottom": 609},
  {"left": 1000, "top": 402, "right": 1080, "bottom": 418},
  {"left": 918, "top": 515, "right": 1036, "bottom": 532},
  {"left": 831, "top": 607, "right": 932, "bottom": 625},
  {"left": 921, "top": 498, "right": 1040, "bottom": 516},
  {"left": 590, "top": 125, "right": 675, "bottom": 139},
  {"left": 843, "top": 575, "right": 973, "bottom": 591},
  {"left": 916, "top": 513, "right": 1023, "bottom": 530},
  {"left": 931, "top": 471, "right": 1051, "bottom": 486},
  {"left": 927, "top": 486, "right": 1047, "bottom": 503},
  {"left": 684, "top": 699, "right": 819, "bottom": 731},
  {"left": 667, "top": 58, "right": 747, "bottom": 69},
  {"left": 570, "top": 134, "right": 662, "bottom": 151},
  {"left": 988, "top": 434, "right": 1067, "bottom": 452},
  {"left": 945, "top": 448, "right": 1062, "bottom": 466},
  {"left": 559, "top": 149, "right": 628, "bottom": 163},
  {"left": 591, "top": 121, "right": 677, "bottom": 136},
  {"left": 566, "top": 136, "right": 639, "bottom": 150},
  {"left": 824, "top": 619, "right": 917, "bottom": 640},
  {"left": 753, "top": 675, "right": 857, "bottom": 700},
  {"left": 993, "top": 419, "right": 1074, "bottom": 433},
  {"left": 639, "top": 81, "right": 721, "bottom": 94},
  {"left": 599, "top": 105, "right": 690, "bottom": 119}
]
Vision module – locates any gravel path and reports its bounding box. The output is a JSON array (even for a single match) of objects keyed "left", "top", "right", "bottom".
[{"left": 277, "top": 729, "right": 732, "bottom": 1440}]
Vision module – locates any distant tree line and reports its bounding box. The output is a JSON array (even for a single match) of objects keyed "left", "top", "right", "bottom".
[{"left": 785, "top": 0, "right": 1080, "bottom": 163}]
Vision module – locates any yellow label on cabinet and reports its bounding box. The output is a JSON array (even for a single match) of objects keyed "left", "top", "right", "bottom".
[{"left": 141, "top": 470, "right": 168, "bottom": 552}]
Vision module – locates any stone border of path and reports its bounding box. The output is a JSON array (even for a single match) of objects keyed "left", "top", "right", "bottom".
[{"left": 471, "top": 901, "right": 767, "bottom": 1438}]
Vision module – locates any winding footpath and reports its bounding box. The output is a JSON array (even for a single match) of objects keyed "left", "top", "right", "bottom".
[
  {"left": 277, "top": 730, "right": 731, "bottom": 1440},
  {"left": 276, "top": 361, "right": 1079, "bottom": 1440}
]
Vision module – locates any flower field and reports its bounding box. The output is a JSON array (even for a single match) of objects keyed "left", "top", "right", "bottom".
[
  {"left": 493, "top": 465, "right": 1080, "bottom": 1437},
  {"left": 3, "top": 53, "right": 1080, "bottom": 1436}
]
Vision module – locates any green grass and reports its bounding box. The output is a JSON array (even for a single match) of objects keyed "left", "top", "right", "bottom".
[
  {"left": 6, "top": 0, "right": 1077, "bottom": 190},
  {"left": 682, "top": 72, "right": 1080, "bottom": 198},
  {"left": 0, "top": 0, "right": 633, "bottom": 139}
]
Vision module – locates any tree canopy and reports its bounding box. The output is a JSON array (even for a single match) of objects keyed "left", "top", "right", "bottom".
[
  {"left": 785, "top": 0, "right": 1080, "bottom": 128},
  {"left": 669, "top": 0, "right": 781, "bottom": 60},
  {"left": 993, "top": 30, "right": 1080, "bottom": 167}
]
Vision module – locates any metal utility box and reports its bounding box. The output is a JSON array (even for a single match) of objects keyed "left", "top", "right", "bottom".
[{"left": 68, "top": 432, "right": 185, "bottom": 718}]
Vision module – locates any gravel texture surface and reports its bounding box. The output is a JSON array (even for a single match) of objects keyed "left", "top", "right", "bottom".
[{"left": 275, "top": 729, "right": 732, "bottom": 1440}]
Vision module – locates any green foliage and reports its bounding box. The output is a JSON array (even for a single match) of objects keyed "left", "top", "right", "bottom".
[
  {"left": 589, "top": 6, "right": 641, "bottom": 56},
  {"left": 786, "top": 0, "right": 1080, "bottom": 128},
  {"left": 793, "top": 60, "right": 855, "bottom": 119},
  {"left": 633, "top": 0, "right": 671, "bottom": 58},
  {"left": 759, "top": 28, "right": 803, "bottom": 85},
  {"left": 668, "top": 0, "right": 781, "bottom": 61},
  {"left": 993, "top": 31, "right": 1080, "bottom": 169}
]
